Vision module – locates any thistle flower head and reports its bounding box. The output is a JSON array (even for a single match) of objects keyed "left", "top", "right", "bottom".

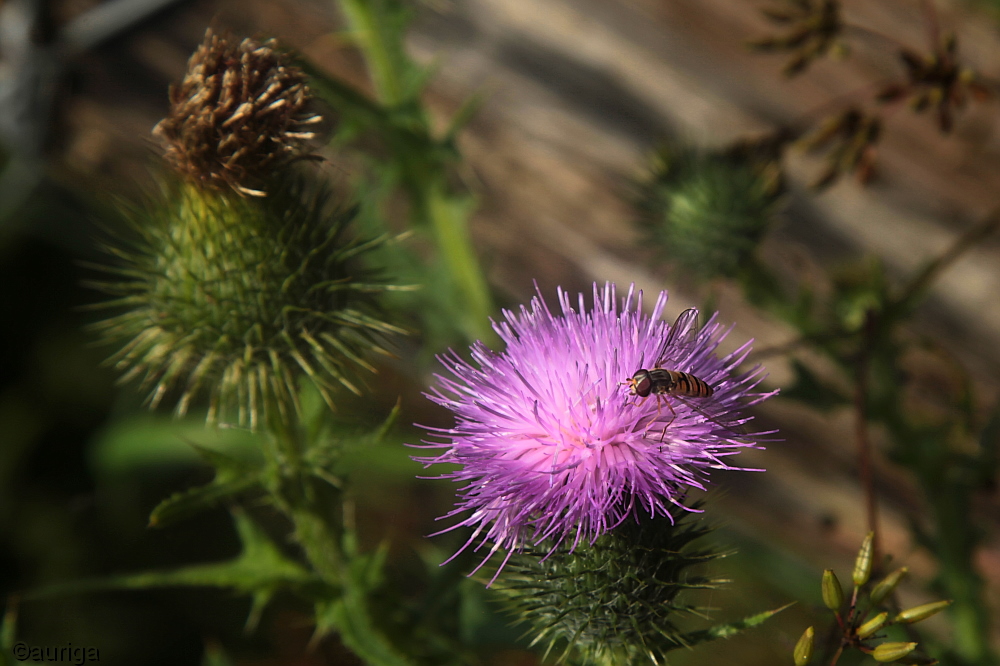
[
  {"left": 90, "top": 178, "right": 402, "bottom": 429},
  {"left": 416, "top": 283, "right": 775, "bottom": 576},
  {"left": 153, "top": 29, "right": 321, "bottom": 196}
]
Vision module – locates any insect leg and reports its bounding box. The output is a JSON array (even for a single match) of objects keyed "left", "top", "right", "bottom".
[{"left": 658, "top": 398, "right": 677, "bottom": 443}]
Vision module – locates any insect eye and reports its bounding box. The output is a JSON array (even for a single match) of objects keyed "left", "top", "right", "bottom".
[{"left": 632, "top": 372, "right": 651, "bottom": 395}]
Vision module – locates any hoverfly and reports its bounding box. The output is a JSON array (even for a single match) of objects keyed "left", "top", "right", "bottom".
[{"left": 624, "top": 308, "right": 716, "bottom": 439}]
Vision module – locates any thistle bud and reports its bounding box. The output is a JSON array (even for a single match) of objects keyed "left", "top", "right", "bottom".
[
  {"left": 857, "top": 611, "right": 888, "bottom": 639},
  {"left": 822, "top": 569, "right": 844, "bottom": 611},
  {"left": 635, "top": 143, "right": 784, "bottom": 280},
  {"left": 793, "top": 626, "right": 814, "bottom": 666},
  {"left": 91, "top": 179, "right": 401, "bottom": 429},
  {"left": 870, "top": 567, "right": 908, "bottom": 605},
  {"left": 853, "top": 532, "right": 875, "bottom": 586},
  {"left": 154, "top": 29, "right": 323, "bottom": 196},
  {"left": 896, "top": 600, "right": 953, "bottom": 624},
  {"left": 873, "top": 642, "right": 918, "bottom": 662}
]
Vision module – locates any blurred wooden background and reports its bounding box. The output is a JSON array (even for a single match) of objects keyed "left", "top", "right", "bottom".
[{"left": 8, "top": 0, "right": 1000, "bottom": 660}]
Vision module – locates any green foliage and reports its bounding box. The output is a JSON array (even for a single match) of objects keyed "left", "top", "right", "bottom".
[
  {"left": 299, "top": 0, "right": 495, "bottom": 349},
  {"left": 313, "top": 540, "right": 417, "bottom": 666},
  {"left": 88, "top": 175, "right": 402, "bottom": 429},
  {"left": 636, "top": 144, "right": 784, "bottom": 280},
  {"left": 28, "top": 510, "right": 323, "bottom": 633},
  {"left": 89, "top": 414, "right": 259, "bottom": 475},
  {"left": 733, "top": 221, "right": 1000, "bottom": 665}
]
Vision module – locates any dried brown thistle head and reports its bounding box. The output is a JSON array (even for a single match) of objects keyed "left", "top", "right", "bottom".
[{"left": 153, "top": 29, "right": 322, "bottom": 196}]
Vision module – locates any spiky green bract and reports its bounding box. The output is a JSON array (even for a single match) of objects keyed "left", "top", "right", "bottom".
[
  {"left": 494, "top": 507, "right": 725, "bottom": 665},
  {"left": 90, "top": 175, "right": 403, "bottom": 429},
  {"left": 636, "top": 143, "right": 784, "bottom": 280}
]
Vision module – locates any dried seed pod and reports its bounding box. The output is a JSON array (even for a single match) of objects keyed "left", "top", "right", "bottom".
[
  {"left": 154, "top": 29, "right": 324, "bottom": 195},
  {"left": 751, "top": 0, "right": 843, "bottom": 76}
]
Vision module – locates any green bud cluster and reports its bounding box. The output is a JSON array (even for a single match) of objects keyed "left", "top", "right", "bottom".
[
  {"left": 496, "top": 509, "right": 723, "bottom": 665},
  {"left": 791, "top": 533, "right": 951, "bottom": 665},
  {"left": 635, "top": 142, "right": 783, "bottom": 280},
  {"left": 90, "top": 177, "right": 402, "bottom": 429}
]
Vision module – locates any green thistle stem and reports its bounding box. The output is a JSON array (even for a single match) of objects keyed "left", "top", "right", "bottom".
[
  {"left": 334, "top": 0, "right": 497, "bottom": 345},
  {"left": 338, "top": 0, "right": 406, "bottom": 105},
  {"left": 265, "top": 412, "right": 343, "bottom": 584},
  {"left": 423, "top": 182, "right": 495, "bottom": 345}
]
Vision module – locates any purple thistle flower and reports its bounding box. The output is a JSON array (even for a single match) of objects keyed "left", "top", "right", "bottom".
[{"left": 414, "top": 282, "right": 776, "bottom": 579}]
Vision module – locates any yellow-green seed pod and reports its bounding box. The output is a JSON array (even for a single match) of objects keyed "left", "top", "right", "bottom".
[
  {"left": 870, "top": 567, "right": 909, "bottom": 605},
  {"left": 896, "top": 600, "right": 953, "bottom": 624},
  {"left": 857, "top": 612, "right": 888, "bottom": 639},
  {"left": 873, "top": 642, "right": 918, "bottom": 662},
  {"left": 822, "top": 569, "right": 844, "bottom": 610},
  {"left": 853, "top": 532, "right": 875, "bottom": 586},
  {"left": 793, "top": 626, "right": 814, "bottom": 666}
]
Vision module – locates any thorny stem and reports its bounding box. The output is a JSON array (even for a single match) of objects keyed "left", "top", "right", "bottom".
[
  {"left": 265, "top": 410, "right": 344, "bottom": 584},
  {"left": 854, "top": 309, "right": 880, "bottom": 562}
]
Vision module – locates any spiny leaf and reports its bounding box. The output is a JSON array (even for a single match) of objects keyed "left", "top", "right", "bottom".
[
  {"left": 27, "top": 511, "right": 324, "bottom": 633},
  {"left": 312, "top": 541, "right": 414, "bottom": 666},
  {"left": 148, "top": 445, "right": 263, "bottom": 527},
  {"left": 676, "top": 602, "right": 794, "bottom": 646}
]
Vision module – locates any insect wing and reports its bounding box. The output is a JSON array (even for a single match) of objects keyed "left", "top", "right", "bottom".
[
  {"left": 654, "top": 308, "right": 700, "bottom": 368},
  {"left": 672, "top": 394, "right": 748, "bottom": 440}
]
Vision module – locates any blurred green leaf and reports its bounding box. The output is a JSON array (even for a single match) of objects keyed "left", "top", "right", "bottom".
[{"left": 89, "top": 415, "right": 259, "bottom": 476}]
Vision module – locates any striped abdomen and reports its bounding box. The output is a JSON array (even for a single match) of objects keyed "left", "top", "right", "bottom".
[{"left": 641, "top": 369, "right": 713, "bottom": 398}]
